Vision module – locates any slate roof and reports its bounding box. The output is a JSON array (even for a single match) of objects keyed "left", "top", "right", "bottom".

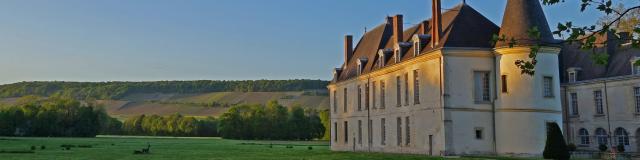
[
  {"left": 495, "top": 0, "right": 555, "bottom": 48},
  {"left": 335, "top": 4, "right": 499, "bottom": 82},
  {"left": 559, "top": 33, "right": 640, "bottom": 83}
]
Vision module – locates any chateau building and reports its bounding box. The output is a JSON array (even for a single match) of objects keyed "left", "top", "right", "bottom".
[
  {"left": 328, "top": 0, "right": 564, "bottom": 156},
  {"left": 560, "top": 32, "right": 640, "bottom": 153},
  {"left": 329, "top": 0, "right": 640, "bottom": 156}
]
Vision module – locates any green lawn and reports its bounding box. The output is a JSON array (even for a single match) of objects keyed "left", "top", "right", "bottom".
[{"left": 0, "top": 136, "right": 520, "bottom": 160}]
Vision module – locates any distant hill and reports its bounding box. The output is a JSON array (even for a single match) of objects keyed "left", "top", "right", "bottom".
[
  {"left": 0, "top": 80, "right": 329, "bottom": 99},
  {"left": 0, "top": 80, "right": 330, "bottom": 118}
]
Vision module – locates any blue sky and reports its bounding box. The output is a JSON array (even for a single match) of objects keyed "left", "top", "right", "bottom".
[{"left": 0, "top": 0, "right": 631, "bottom": 84}]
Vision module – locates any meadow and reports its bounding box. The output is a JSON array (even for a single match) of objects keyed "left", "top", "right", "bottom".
[{"left": 0, "top": 136, "right": 520, "bottom": 160}]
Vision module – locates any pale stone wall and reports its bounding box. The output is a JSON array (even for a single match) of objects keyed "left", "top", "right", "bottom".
[
  {"left": 441, "top": 49, "right": 497, "bottom": 155},
  {"left": 562, "top": 76, "right": 640, "bottom": 153},
  {"left": 494, "top": 47, "right": 563, "bottom": 156},
  {"left": 328, "top": 52, "right": 445, "bottom": 155}
]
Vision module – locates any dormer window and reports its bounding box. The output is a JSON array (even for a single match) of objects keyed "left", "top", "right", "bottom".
[
  {"left": 333, "top": 68, "right": 343, "bottom": 81},
  {"left": 566, "top": 67, "right": 581, "bottom": 83},
  {"left": 631, "top": 57, "right": 640, "bottom": 75},
  {"left": 413, "top": 41, "right": 420, "bottom": 56},
  {"left": 357, "top": 58, "right": 368, "bottom": 75},
  {"left": 412, "top": 34, "right": 430, "bottom": 56},
  {"left": 378, "top": 49, "right": 391, "bottom": 68}
]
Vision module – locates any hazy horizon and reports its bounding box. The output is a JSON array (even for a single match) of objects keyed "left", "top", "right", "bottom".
[{"left": 1, "top": 0, "right": 633, "bottom": 85}]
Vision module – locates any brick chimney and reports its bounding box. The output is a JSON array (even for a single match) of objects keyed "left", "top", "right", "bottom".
[
  {"left": 430, "top": 0, "right": 442, "bottom": 47},
  {"left": 344, "top": 35, "right": 354, "bottom": 63},
  {"left": 420, "top": 20, "right": 429, "bottom": 35},
  {"left": 393, "top": 14, "right": 404, "bottom": 46}
]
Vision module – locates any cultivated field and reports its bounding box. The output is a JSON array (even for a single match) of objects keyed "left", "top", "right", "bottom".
[{"left": 0, "top": 136, "right": 521, "bottom": 160}]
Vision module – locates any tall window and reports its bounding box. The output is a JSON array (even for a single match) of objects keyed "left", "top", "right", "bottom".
[
  {"left": 578, "top": 128, "right": 590, "bottom": 145},
  {"left": 372, "top": 81, "right": 377, "bottom": 109},
  {"left": 405, "top": 116, "right": 410, "bottom": 146},
  {"left": 381, "top": 81, "right": 386, "bottom": 109},
  {"left": 358, "top": 120, "right": 362, "bottom": 145},
  {"left": 543, "top": 76, "right": 554, "bottom": 97},
  {"left": 614, "top": 128, "right": 630, "bottom": 146},
  {"left": 475, "top": 128, "right": 484, "bottom": 140},
  {"left": 396, "top": 76, "right": 401, "bottom": 107},
  {"left": 474, "top": 71, "right": 491, "bottom": 102},
  {"left": 343, "top": 88, "right": 348, "bottom": 113},
  {"left": 414, "top": 42, "right": 420, "bottom": 56},
  {"left": 333, "top": 122, "right": 338, "bottom": 142},
  {"left": 413, "top": 70, "right": 420, "bottom": 104},
  {"left": 365, "top": 83, "right": 370, "bottom": 110},
  {"left": 396, "top": 117, "right": 402, "bottom": 146},
  {"left": 333, "top": 90, "right": 337, "bottom": 113},
  {"left": 357, "top": 85, "right": 362, "bottom": 111},
  {"left": 635, "top": 87, "right": 640, "bottom": 113},
  {"left": 368, "top": 119, "right": 373, "bottom": 144},
  {"left": 594, "top": 90, "right": 604, "bottom": 115},
  {"left": 501, "top": 75, "right": 508, "bottom": 93},
  {"left": 344, "top": 121, "right": 349, "bottom": 143},
  {"left": 568, "top": 72, "right": 577, "bottom": 83},
  {"left": 595, "top": 128, "right": 608, "bottom": 145},
  {"left": 404, "top": 73, "right": 409, "bottom": 106},
  {"left": 570, "top": 93, "right": 579, "bottom": 116},
  {"left": 381, "top": 118, "right": 386, "bottom": 145}
]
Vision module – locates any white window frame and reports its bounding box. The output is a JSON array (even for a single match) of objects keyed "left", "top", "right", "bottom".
[
  {"left": 543, "top": 76, "right": 554, "bottom": 97},
  {"left": 634, "top": 87, "right": 640, "bottom": 113},
  {"left": 594, "top": 90, "right": 604, "bottom": 115},
  {"left": 473, "top": 71, "right": 491, "bottom": 103},
  {"left": 578, "top": 128, "right": 590, "bottom": 145},
  {"left": 570, "top": 92, "right": 579, "bottom": 116}
]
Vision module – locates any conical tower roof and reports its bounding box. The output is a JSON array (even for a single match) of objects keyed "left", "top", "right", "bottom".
[{"left": 495, "top": 0, "right": 554, "bottom": 48}]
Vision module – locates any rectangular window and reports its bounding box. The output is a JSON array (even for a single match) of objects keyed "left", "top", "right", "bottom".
[
  {"left": 404, "top": 73, "right": 409, "bottom": 106},
  {"left": 368, "top": 119, "right": 373, "bottom": 144},
  {"left": 396, "top": 76, "right": 401, "bottom": 107},
  {"left": 475, "top": 128, "right": 483, "bottom": 140},
  {"left": 635, "top": 87, "right": 640, "bottom": 113},
  {"left": 381, "top": 81, "right": 386, "bottom": 109},
  {"left": 344, "top": 121, "right": 348, "bottom": 143},
  {"left": 358, "top": 120, "right": 362, "bottom": 144},
  {"left": 333, "top": 122, "right": 337, "bottom": 142},
  {"left": 568, "top": 72, "right": 576, "bottom": 83},
  {"left": 594, "top": 90, "right": 604, "bottom": 115},
  {"left": 501, "top": 75, "right": 508, "bottom": 93},
  {"left": 405, "top": 116, "right": 410, "bottom": 146},
  {"left": 381, "top": 118, "right": 386, "bottom": 145},
  {"left": 413, "top": 70, "right": 420, "bottom": 104},
  {"left": 333, "top": 90, "right": 337, "bottom": 113},
  {"left": 357, "top": 85, "right": 362, "bottom": 111},
  {"left": 365, "top": 83, "right": 370, "bottom": 110},
  {"left": 414, "top": 42, "right": 420, "bottom": 56},
  {"left": 544, "top": 76, "right": 554, "bottom": 97},
  {"left": 372, "top": 81, "right": 377, "bottom": 109},
  {"left": 474, "top": 71, "right": 491, "bottom": 102},
  {"left": 343, "top": 88, "right": 348, "bottom": 113},
  {"left": 570, "top": 93, "right": 579, "bottom": 116},
  {"left": 397, "top": 117, "right": 402, "bottom": 146}
]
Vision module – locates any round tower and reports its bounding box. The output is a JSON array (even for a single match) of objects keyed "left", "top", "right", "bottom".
[{"left": 494, "top": 0, "right": 562, "bottom": 156}]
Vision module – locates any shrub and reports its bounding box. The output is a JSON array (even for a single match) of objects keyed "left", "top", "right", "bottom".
[
  {"left": 616, "top": 144, "right": 625, "bottom": 153},
  {"left": 567, "top": 143, "right": 577, "bottom": 152},
  {"left": 599, "top": 144, "right": 608, "bottom": 152},
  {"left": 30, "top": 146, "right": 36, "bottom": 150},
  {"left": 307, "top": 146, "right": 313, "bottom": 150},
  {"left": 543, "top": 122, "right": 570, "bottom": 160}
]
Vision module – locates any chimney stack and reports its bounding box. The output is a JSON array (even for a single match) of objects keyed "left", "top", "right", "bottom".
[
  {"left": 430, "top": 0, "right": 442, "bottom": 47},
  {"left": 420, "top": 20, "right": 429, "bottom": 35},
  {"left": 393, "top": 14, "right": 404, "bottom": 45},
  {"left": 344, "top": 35, "right": 354, "bottom": 63}
]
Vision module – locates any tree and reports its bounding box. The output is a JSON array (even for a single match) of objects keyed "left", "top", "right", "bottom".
[
  {"left": 495, "top": 0, "right": 640, "bottom": 75},
  {"left": 543, "top": 122, "right": 570, "bottom": 160}
]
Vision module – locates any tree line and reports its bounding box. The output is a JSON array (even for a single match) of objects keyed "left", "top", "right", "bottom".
[
  {"left": 122, "top": 114, "right": 217, "bottom": 137},
  {"left": 218, "top": 100, "right": 326, "bottom": 140},
  {"left": 0, "top": 80, "right": 329, "bottom": 100},
  {"left": 0, "top": 96, "right": 121, "bottom": 137},
  {"left": 0, "top": 97, "right": 330, "bottom": 140}
]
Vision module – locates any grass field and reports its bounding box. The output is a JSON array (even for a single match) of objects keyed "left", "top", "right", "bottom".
[{"left": 0, "top": 136, "right": 525, "bottom": 160}]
